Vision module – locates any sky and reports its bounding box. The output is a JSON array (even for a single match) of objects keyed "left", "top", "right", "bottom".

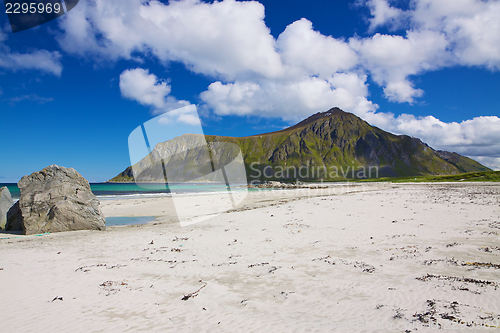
[{"left": 0, "top": 0, "right": 499, "bottom": 183}]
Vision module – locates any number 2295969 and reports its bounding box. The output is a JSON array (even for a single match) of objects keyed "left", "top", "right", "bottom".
[{"left": 5, "top": 2, "right": 62, "bottom": 14}]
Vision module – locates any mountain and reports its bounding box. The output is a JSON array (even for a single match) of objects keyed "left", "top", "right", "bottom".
[{"left": 110, "top": 107, "right": 490, "bottom": 182}]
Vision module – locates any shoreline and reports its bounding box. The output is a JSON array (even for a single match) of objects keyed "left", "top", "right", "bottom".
[
  {"left": 99, "top": 181, "right": 499, "bottom": 219},
  {"left": 99, "top": 182, "right": 388, "bottom": 220},
  {"left": 3, "top": 182, "right": 498, "bottom": 229}
]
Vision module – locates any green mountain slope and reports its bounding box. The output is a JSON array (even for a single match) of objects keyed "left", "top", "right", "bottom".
[{"left": 110, "top": 108, "right": 490, "bottom": 182}]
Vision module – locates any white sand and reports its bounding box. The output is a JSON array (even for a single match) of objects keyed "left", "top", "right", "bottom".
[{"left": 1, "top": 183, "right": 499, "bottom": 332}]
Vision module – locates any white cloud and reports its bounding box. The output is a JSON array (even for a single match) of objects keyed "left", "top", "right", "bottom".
[
  {"left": 6, "top": 94, "right": 54, "bottom": 104},
  {"left": 57, "top": 0, "right": 283, "bottom": 80},
  {"left": 355, "top": 0, "right": 500, "bottom": 102},
  {"left": 365, "top": 0, "right": 408, "bottom": 32},
  {"left": 201, "top": 73, "right": 377, "bottom": 121},
  {"left": 158, "top": 106, "right": 201, "bottom": 126},
  {"left": 199, "top": 16, "right": 374, "bottom": 121},
  {"left": 415, "top": 0, "right": 500, "bottom": 70},
  {"left": 471, "top": 157, "right": 500, "bottom": 171},
  {"left": 276, "top": 18, "right": 358, "bottom": 79},
  {"left": 360, "top": 111, "right": 500, "bottom": 169},
  {"left": 0, "top": 30, "right": 7, "bottom": 43},
  {"left": 367, "top": 1, "right": 500, "bottom": 64},
  {"left": 349, "top": 30, "right": 449, "bottom": 103},
  {"left": 119, "top": 68, "right": 190, "bottom": 114},
  {"left": 0, "top": 38, "right": 62, "bottom": 76},
  {"left": 120, "top": 68, "right": 171, "bottom": 109}
]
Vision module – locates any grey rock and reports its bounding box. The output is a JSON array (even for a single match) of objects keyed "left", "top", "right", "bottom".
[
  {"left": 247, "top": 180, "right": 327, "bottom": 189},
  {"left": 6, "top": 201, "right": 23, "bottom": 231},
  {"left": 6, "top": 165, "right": 106, "bottom": 235},
  {"left": 0, "top": 187, "right": 14, "bottom": 230}
]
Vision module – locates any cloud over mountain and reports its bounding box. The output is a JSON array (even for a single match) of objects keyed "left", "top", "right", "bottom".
[
  {"left": 119, "top": 68, "right": 190, "bottom": 114},
  {"left": 58, "top": 0, "right": 500, "bottom": 169}
]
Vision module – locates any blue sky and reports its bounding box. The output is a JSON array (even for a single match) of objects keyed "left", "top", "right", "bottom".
[{"left": 1, "top": 0, "right": 499, "bottom": 183}]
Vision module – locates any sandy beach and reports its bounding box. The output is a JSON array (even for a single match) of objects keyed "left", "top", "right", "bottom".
[{"left": 1, "top": 183, "right": 499, "bottom": 332}]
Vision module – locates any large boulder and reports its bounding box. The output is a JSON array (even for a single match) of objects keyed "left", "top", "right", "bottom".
[
  {"left": 0, "top": 187, "right": 14, "bottom": 230},
  {"left": 6, "top": 165, "right": 106, "bottom": 235}
]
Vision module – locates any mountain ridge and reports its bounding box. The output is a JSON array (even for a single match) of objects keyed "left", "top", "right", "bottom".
[{"left": 110, "top": 107, "right": 490, "bottom": 182}]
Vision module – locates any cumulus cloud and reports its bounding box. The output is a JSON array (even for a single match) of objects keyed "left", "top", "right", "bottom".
[
  {"left": 359, "top": 111, "right": 500, "bottom": 170},
  {"left": 350, "top": 30, "right": 449, "bottom": 103},
  {"left": 277, "top": 18, "right": 358, "bottom": 79},
  {"left": 410, "top": 0, "right": 500, "bottom": 70},
  {"left": 119, "top": 68, "right": 190, "bottom": 114},
  {"left": 357, "top": 0, "right": 500, "bottom": 103},
  {"left": 157, "top": 106, "right": 201, "bottom": 126},
  {"left": 200, "top": 17, "right": 374, "bottom": 120},
  {"left": 0, "top": 30, "right": 62, "bottom": 76},
  {"left": 57, "top": 0, "right": 283, "bottom": 80},
  {"left": 364, "top": 0, "right": 409, "bottom": 32},
  {"left": 368, "top": 113, "right": 500, "bottom": 148},
  {"left": 201, "top": 73, "right": 377, "bottom": 121},
  {"left": 120, "top": 68, "right": 171, "bottom": 109}
]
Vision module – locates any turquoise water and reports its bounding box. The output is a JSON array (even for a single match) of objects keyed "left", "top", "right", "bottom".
[
  {"left": 1, "top": 183, "right": 20, "bottom": 198},
  {"left": 105, "top": 216, "right": 156, "bottom": 226},
  {"left": 0, "top": 182, "right": 247, "bottom": 227},
  {"left": 0, "top": 182, "right": 244, "bottom": 199}
]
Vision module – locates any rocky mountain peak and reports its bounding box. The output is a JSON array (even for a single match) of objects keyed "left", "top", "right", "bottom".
[{"left": 109, "top": 107, "right": 491, "bottom": 182}]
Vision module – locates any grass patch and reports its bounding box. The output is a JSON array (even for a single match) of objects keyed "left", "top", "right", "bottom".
[{"left": 357, "top": 171, "right": 500, "bottom": 183}]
